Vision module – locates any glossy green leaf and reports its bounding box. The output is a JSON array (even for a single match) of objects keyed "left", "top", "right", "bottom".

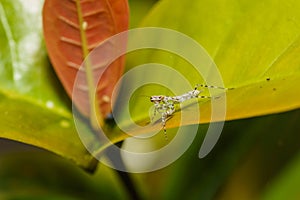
[
  {"left": 118, "top": 0, "right": 300, "bottom": 138},
  {"left": 0, "top": 0, "right": 95, "bottom": 170}
]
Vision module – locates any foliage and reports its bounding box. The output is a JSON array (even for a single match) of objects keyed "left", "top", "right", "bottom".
[{"left": 0, "top": 0, "right": 299, "bottom": 199}]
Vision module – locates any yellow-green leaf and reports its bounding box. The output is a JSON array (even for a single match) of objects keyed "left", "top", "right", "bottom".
[
  {"left": 116, "top": 0, "right": 300, "bottom": 139},
  {"left": 0, "top": 0, "right": 96, "bottom": 170}
]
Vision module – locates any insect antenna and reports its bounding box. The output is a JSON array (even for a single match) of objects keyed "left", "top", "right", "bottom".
[{"left": 137, "top": 94, "right": 152, "bottom": 98}]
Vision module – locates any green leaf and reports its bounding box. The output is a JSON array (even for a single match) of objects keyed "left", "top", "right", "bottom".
[
  {"left": 0, "top": 0, "right": 95, "bottom": 170},
  {"left": 0, "top": 150, "right": 127, "bottom": 199},
  {"left": 118, "top": 0, "right": 300, "bottom": 138},
  {"left": 262, "top": 152, "right": 300, "bottom": 200},
  {"left": 128, "top": 0, "right": 158, "bottom": 28}
]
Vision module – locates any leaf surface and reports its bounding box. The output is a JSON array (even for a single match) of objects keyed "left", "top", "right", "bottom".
[
  {"left": 0, "top": 151, "right": 126, "bottom": 199},
  {"left": 0, "top": 0, "right": 96, "bottom": 170},
  {"left": 114, "top": 0, "right": 300, "bottom": 140},
  {"left": 43, "top": 0, "right": 129, "bottom": 118}
]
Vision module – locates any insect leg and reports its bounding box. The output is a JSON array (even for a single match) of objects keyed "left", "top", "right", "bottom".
[
  {"left": 152, "top": 103, "right": 157, "bottom": 121},
  {"left": 198, "top": 95, "right": 222, "bottom": 100},
  {"left": 195, "top": 84, "right": 231, "bottom": 99},
  {"left": 151, "top": 102, "right": 161, "bottom": 122},
  {"left": 196, "top": 84, "right": 227, "bottom": 90},
  {"left": 198, "top": 95, "right": 211, "bottom": 99},
  {"left": 161, "top": 112, "right": 168, "bottom": 140}
]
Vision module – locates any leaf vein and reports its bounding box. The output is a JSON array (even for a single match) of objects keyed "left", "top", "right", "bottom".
[
  {"left": 260, "top": 33, "right": 300, "bottom": 77},
  {"left": 0, "top": 3, "right": 19, "bottom": 83}
]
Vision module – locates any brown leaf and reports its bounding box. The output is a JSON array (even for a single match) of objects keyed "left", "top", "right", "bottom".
[{"left": 43, "top": 0, "right": 129, "bottom": 118}]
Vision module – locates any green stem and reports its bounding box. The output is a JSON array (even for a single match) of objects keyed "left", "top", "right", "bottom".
[
  {"left": 75, "top": 0, "right": 103, "bottom": 128},
  {"left": 117, "top": 170, "right": 142, "bottom": 200},
  {"left": 109, "top": 142, "right": 142, "bottom": 200}
]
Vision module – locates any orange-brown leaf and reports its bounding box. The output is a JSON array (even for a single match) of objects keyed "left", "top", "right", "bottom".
[{"left": 43, "top": 0, "right": 129, "bottom": 118}]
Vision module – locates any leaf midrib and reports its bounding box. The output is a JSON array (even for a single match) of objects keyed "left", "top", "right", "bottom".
[{"left": 75, "top": 0, "right": 103, "bottom": 127}]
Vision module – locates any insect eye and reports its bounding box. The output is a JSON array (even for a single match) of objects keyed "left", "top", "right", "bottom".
[
  {"left": 150, "top": 96, "right": 158, "bottom": 102},
  {"left": 150, "top": 96, "right": 163, "bottom": 102},
  {"left": 158, "top": 96, "right": 164, "bottom": 101}
]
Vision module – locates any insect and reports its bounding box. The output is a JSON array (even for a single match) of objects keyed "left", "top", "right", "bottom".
[{"left": 150, "top": 84, "right": 227, "bottom": 139}]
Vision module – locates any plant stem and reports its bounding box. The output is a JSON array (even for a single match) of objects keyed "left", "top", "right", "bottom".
[
  {"left": 116, "top": 170, "right": 141, "bottom": 200},
  {"left": 106, "top": 142, "right": 142, "bottom": 200}
]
